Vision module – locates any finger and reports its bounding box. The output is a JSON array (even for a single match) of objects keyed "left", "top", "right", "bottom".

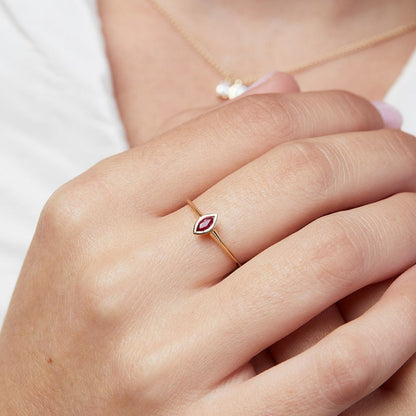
[
  {"left": 205, "top": 263, "right": 416, "bottom": 416},
  {"left": 337, "top": 276, "right": 413, "bottom": 393},
  {"left": 341, "top": 356, "right": 416, "bottom": 415},
  {"left": 238, "top": 70, "right": 301, "bottom": 96},
  {"left": 172, "top": 129, "right": 416, "bottom": 282},
  {"left": 126, "top": 90, "right": 384, "bottom": 215},
  {"left": 253, "top": 306, "right": 345, "bottom": 376},
  {"left": 156, "top": 71, "right": 300, "bottom": 139},
  {"left": 269, "top": 305, "right": 345, "bottom": 363},
  {"left": 338, "top": 279, "right": 393, "bottom": 321},
  {"left": 194, "top": 192, "right": 416, "bottom": 381},
  {"left": 383, "top": 353, "right": 416, "bottom": 396}
]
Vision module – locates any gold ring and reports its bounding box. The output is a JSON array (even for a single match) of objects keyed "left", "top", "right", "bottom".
[{"left": 186, "top": 199, "right": 242, "bottom": 268}]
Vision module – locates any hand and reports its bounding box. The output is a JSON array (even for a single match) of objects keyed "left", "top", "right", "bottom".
[{"left": 1, "top": 89, "right": 415, "bottom": 415}]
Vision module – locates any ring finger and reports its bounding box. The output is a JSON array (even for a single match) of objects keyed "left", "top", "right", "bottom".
[
  {"left": 167, "top": 128, "right": 416, "bottom": 286},
  {"left": 192, "top": 191, "right": 416, "bottom": 385}
]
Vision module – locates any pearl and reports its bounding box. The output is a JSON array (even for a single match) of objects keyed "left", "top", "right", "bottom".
[
  {"left": 228, "top": 81, "right": 248, "bottom": 99},
  {"left": 216, "top": 80, "right": 248, "bottom": 99},
  {"left": 216, "top": 80, "right": 231, "bottom": 99}
]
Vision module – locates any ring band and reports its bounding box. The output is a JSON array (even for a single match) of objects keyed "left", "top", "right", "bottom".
[{"left": 186, "top": 199, "right": 242, "bottom": 268}]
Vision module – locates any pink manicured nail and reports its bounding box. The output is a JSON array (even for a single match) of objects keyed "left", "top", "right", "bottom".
[
  {"left": 372, "top": 101, "right": 403, "bottom": 129},
  {"left": 247, "top": 71, "right": 277, "bottom": 90}
]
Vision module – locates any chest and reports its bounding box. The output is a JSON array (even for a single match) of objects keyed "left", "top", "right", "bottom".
[{"left": 99, "top": 2, "right": 416, "bottom": 147}]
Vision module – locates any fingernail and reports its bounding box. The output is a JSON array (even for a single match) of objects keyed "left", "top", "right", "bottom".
[
  {"left": 371, "top": 101, "right": 403, "bottom": 129},
  {"left": 247, "top": 70, "right": 277, "bottom": 90}
]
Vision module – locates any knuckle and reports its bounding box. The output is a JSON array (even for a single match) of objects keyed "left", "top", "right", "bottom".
[
  {"left": 327, "top": 89, "right": 372, "bottom": 121},
  {"left": 115, "top": 350, "right": 155, "bottom": 402},
  {"left": 79, "top": 273, "right": 125, "bottom": 326},
  {"left": 383, "top": 130, "right": 416, "bottom": 172},
  {"left": 395, "top": 190, "right": 416, "bottom": 206},
  {"left": 38, "top": 183, "right": 86, "bottom": 239},
  {"left": 222, "top": 94, "right": 295, "bottom": 142},
  {"left": 315, "top": 89, "right": 384, "bottom": 130},
  {"left": 394, "top": 271, "right": 416, "bottom": 324},
  {"left": 278, "top": 140, "right": 335, "bottom": 197},
  {"left": 112, "top": 339, "right": 173, "bottom": 407},
  {"left": 397, "top": 290, "right": 416, "bottom": 327},
  {"left": 38, "top": 169, "right": 107, "bottom": 241},
  {"left": 392, "top": 192, "right": 416, "bottom": 231},
  {"left": 310, "top": 215, "right": 366, "bottom": 290},
  {"left": 329, "top": 89, "right": 363, "bottom": 107},
  {"left": 389, "top": 191, "right": 416, "bottom": 216},
  {"left": 76, "top": 247, "right": 156, "bottom": 327},
  {"left": 316, "top": 330, "right": 377, "bottom": 408}
]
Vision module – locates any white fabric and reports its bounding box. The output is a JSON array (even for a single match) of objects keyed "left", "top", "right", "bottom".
[
  {"left": 385, "top": 48, "right": 416, "bottom": 135},
  {"left": 0, "top": 0, "right": 415, "bottom": 327},
  {"left": 0, "top": 0, "right": 127, "bottom": 325}
]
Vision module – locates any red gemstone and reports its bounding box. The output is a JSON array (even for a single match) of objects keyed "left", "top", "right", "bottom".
[{"left": 194, "top": 214, "right": 217, "bottom": 234}]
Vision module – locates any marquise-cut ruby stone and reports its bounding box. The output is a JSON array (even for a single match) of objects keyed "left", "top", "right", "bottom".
[{"left": 196, "top": 215, "right": 215, "bottom": 233}]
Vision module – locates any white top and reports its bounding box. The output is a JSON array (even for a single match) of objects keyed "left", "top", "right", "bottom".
[{"left": 0, "top": 0, "right": 415, "bottom": 327}]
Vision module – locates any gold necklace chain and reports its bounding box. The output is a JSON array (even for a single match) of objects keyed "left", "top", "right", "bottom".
[{"left": 148, "top": 0, "right": 416, "bottom": 98}]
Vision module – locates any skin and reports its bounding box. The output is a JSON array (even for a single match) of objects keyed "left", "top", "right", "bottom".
[
  {"left": 1, "top": 86, "right": 416, "bottom": 414},
  {"left": 97, "top": 0, "right": 416, "bottom": 413},
  {"left": 0, "top": 1, "right": 415, "bottom": 414},
  {"left": 98, "top": 0, "right": 416, "bottom": 143}
]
